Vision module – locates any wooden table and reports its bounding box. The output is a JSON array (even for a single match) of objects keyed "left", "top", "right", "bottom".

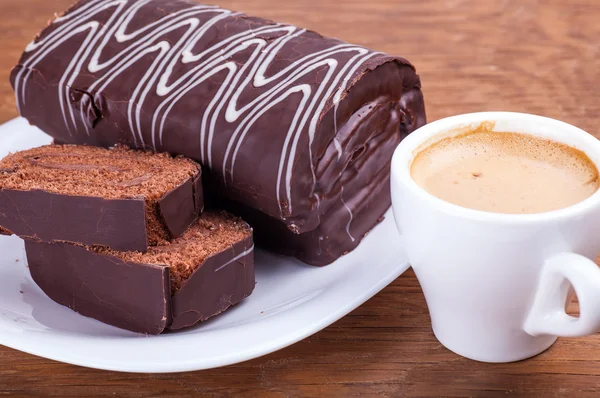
[{"left": 1, "top": 0, "right": 599, "bottom": 396}]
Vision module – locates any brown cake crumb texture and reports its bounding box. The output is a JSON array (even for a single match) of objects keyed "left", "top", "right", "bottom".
[
  {"left": 0, "top": 144, "right": 200, "bottom": 244},
  {"left": 94, "top": 210, "right": 252, "bottom": 293}
]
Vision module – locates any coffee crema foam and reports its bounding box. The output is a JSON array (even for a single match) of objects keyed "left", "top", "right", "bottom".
[{"left": 410, "top": 125, "right": 599, "bottom": 214}]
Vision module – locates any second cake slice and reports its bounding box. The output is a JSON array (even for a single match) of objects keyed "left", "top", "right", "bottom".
[
  {"left": 25, "top": 210, "right": 255, "bottom": 334},
  {"left": 0, "top": 144, "right": 203, "bottom": 252}
]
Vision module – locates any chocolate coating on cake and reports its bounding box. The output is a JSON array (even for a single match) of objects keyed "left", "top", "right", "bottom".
[
  {"left": 159, "top": 173, "right": 205, "bottom": 239},
  {"left": 25, "top": 240, "right": 171, "bottom": 335},
  {"left": 170, "top": 236, "right": 254, "bottom": 331},
  {"left": 2, "top": 190, "right": 149, "bottom": 252},
  {"left": 11, "top": 0, "right": 427, "bottom": 264}
]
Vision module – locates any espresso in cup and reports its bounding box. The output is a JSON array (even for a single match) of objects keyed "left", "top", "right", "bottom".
[{"left": 410, "top": 123, "right": 599, "bottom": 214}]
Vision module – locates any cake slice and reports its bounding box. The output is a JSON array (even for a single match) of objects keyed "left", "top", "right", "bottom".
[
  {"left": 0, "top": 144, "right": 203, "bottom": 252},
  {"left": 24, "top": 210, "right": 255, "bottom": 334}
]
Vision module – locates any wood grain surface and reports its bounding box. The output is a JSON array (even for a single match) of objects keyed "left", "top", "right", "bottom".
[{"left": 1, "top": 0, "right": 599, "bottom": 396}]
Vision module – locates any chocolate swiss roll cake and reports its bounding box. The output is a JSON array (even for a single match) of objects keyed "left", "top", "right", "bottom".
[
  {"left": 11, "top": 0, "right": 427, "bottom": 265},
  {"left": 0, "top": 145, "right": 203, "bottom": 252},
  {"left": 25, "top": 210, "right": 255, "bottom": 334}
]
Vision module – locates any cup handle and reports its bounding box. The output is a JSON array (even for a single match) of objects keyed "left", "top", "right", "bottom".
[{"left": 524, "top": 252, "right": 600, "bottom": 337}]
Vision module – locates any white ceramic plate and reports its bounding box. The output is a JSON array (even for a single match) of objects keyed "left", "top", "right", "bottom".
[{"left": 0, "top": 117, "right": 410, "bottom": 373}]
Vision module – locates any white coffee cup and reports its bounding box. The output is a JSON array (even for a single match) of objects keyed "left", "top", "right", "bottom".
[{"left": 390, "top": 112, "right": 600, "bottom": 363}]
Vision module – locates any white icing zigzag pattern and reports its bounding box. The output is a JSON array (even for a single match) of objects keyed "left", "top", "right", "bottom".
[{"left": 14, "top": 0, "right": 379, "bottom": 217}]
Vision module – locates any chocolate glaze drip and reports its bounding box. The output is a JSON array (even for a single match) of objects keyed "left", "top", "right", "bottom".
[{"left": 10, "top": 0, "right": 426, "bottom": 265}]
